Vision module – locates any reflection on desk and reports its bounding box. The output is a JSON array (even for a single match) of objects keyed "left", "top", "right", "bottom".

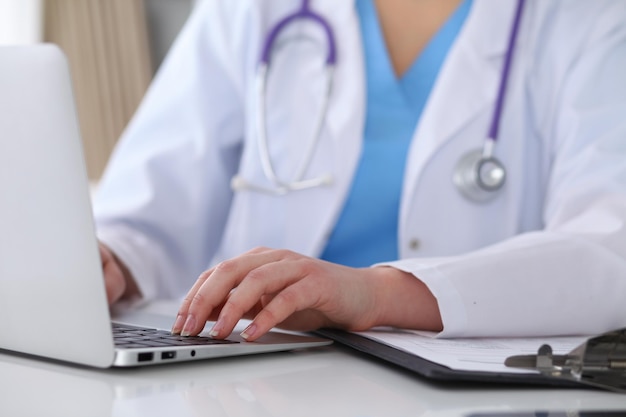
[
  {"left": 2, "top": 301, "right": 625, "bottom": 417},
  {"left": 1, "top": 344, "right": 625, "bottom": 417}
]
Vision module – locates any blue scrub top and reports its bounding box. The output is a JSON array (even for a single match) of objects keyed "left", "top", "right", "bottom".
[{"left": 320, "top": 0, "right": 472, "bottom": 267}]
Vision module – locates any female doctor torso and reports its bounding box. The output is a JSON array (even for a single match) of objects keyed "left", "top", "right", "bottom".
[{"left": 95, "top": 0, "right": 626, "bottom": 338}]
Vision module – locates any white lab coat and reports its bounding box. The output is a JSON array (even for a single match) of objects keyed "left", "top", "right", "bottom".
[{"left": 94, "top": 0, "right": 626, "bottom": 337}]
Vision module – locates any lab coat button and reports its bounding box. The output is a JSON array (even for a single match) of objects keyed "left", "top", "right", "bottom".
[{"left": 409, "top": 238, "right": 420, "bottom": 251}]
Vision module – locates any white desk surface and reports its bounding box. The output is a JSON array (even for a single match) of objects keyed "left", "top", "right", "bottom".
[{"left": 1, "top": 302, "right": 625, "bottom": 417}]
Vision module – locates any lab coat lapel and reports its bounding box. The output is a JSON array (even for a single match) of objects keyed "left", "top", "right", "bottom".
[
  {"left": 400, "top": 0, "right": 519, "bottom": 217},
  {"left": 307, "top": 0, "right": 366, "bottom": 255},
  {"left": 317, "top": 0, "right": 364, "bottom": 169}
]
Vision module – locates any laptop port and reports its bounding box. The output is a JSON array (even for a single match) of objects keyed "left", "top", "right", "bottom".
[
  {"left": 161, "top": 351, "right": 176, "bottom": 360},
  {"left": 137, "top": 352, "right": 154, "bottom": 362}
]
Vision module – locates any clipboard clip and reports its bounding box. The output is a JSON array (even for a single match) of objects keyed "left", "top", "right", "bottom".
[{"left": 505, "top": 328, "right": 626, "bottom": 393}]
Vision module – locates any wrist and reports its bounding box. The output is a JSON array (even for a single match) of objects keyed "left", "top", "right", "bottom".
[
  {"left": 369, "top": 266, "right": 443, "bottom": 332},
  {"left": 109, "top": 249, "right": 142, "bottom": 302}
]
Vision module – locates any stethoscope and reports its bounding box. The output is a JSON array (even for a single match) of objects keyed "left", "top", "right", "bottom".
[{"left": 231, "top": 0, "right": 526, "bottom": 203}]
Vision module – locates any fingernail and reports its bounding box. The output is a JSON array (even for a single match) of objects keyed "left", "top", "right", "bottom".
[
  {"left": 181, "top": 315, "right": 196, "bottom": 337},
  {"left": 209, "top": 318, "right": 223, "bottom": 338},
  {"left": 240, "top": 323, "right": 257, "bottom": 340},
  {"left": 171, "top": 314, "right": 185, "bottom": 334}
]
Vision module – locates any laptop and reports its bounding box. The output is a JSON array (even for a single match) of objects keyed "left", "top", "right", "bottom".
[{"left": 0, "top": 44, "right": 331, "bottom": 368}]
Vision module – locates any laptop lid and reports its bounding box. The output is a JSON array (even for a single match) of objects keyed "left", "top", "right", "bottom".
[
  {"left": 0, "top": 44, "right": 115, "bottom": 367},
  {"left": 0, "top": 44, "right": 330, "bottom": 368}
]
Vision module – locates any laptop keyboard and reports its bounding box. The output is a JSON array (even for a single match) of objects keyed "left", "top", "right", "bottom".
[{"left": 112, "top": 323, "right": 239, "bottom": 349}]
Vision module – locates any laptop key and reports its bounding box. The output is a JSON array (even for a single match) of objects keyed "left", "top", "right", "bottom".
[{"left": 112, "top": 322, "right": 240, "bottom": 349}]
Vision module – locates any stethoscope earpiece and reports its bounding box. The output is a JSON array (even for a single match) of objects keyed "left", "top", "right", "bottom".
[{"left": 453, "top": 149, "right": 506, "bottom": 203}]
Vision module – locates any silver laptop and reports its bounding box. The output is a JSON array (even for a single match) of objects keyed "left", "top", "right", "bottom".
[{"left": 0, "top": 44, "right": 331, "bottom": 368}]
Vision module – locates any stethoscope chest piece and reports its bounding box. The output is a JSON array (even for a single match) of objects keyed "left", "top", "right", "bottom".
[
  {"left": 453, "top": 149, "right": 506, "bottom": 203},
  {"left": 450, "top": 0, "right": 524, "bottom": 203}
]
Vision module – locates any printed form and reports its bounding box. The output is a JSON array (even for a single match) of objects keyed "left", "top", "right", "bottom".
[{"left": 355, "top": 328, "right": 587, "bottom": 374}]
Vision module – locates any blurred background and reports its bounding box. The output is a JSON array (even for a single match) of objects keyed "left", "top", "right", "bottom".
[{"left": 0, "top": 0, "right": 194, "bottom": 180}]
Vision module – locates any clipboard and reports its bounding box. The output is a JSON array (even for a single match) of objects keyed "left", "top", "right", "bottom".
[{"left": 316, "top": 327, "right": 626, "bottom": 392}]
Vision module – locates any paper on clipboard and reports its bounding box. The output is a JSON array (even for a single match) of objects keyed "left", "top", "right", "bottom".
[
  {"left": 354, "top": 328, "right": 587, "bottom": 374},
  {"left": 318, "top": 326, "right": 626, "bottom": 392}
]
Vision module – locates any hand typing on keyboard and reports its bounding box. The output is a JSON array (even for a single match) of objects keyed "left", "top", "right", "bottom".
[{"left": 170, "top": 247, "right": 442, "bottom": 341}]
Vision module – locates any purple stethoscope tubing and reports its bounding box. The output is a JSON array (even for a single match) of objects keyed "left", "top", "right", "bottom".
[
  {"left": 232, "top": 0, "right": 525, "bottom": 199},
  {"left": 259, "top": 0, "right": 337, "bottom": 66},
  {"left": 232, "top": 0, "right": 337, "bottom": 195},
  {"left": 486, "top": 0, "right": 526, "bottom": 152},
  {"left": 454, "top": 0, "right": 525, "bottom": 202}
]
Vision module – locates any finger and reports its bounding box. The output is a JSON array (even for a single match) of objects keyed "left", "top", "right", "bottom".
[
  {"left": 178, "top": 249, "right": 294, "bottom": 336},
  {"left": 175, "top": 248, "right": 271, "bottom": 316},
  {"left": 173, "top": 257, "right": 268, "bottom": 332},
  {"left": 208, "top": 259, "right": 310, "bottom": 339},
  {"left": 174, "top": 247, "right": 275, "bottom": 331},
  {"left": 240, "top": 278, "right": 320, "bottom": 341},
  {"left": 171, "top": 266, "right": 217, "bottom": 333},
  {"left": 206, "top": 293, "right": 265, "bottom": 322}
]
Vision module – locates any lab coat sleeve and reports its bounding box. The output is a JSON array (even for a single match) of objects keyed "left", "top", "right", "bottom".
[
  {"left": 384, "top": 4, "right": 626, "bottom": 338},
  {"left": 93, "top": 1, "right": 249, "bottom": 302}
]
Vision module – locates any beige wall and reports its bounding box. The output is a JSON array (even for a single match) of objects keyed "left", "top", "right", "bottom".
[
  {"left": 44, "top": 0, "right": 152, "bottom": 180},
  {"left": 44, "top": 0, "right": 192, "bottom": 181}
]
